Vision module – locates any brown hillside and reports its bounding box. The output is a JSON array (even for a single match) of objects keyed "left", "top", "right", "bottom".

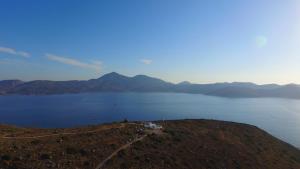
[{"left": 0, "top": 120, "right": 299, "bottom": 169}]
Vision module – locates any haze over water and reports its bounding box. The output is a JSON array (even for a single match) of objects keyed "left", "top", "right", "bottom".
[{"left": 0, "top": 93, "right": 299, "bottom": 148}]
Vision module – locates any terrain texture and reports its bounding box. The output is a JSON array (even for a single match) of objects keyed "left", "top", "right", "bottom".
[
  {"left": 0, "top": 120, "right": 300, "bottom": 169},
  {"left": 2, "top": 72, "right": 300, "bottom": 99}
]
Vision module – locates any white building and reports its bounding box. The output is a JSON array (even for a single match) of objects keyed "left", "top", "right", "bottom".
[{"left": 144, "top": 122, "right": 162, "bottom": 129}]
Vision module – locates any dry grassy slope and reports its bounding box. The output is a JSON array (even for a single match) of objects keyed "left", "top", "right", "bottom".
[
  {"left": 104, "top": 120, "right": 300, "bottom": 169},
  {"left": 0, "top": 123, "right": 139, "bottom": 169},
  {"left": 0, "top": 120, "right": 300, "bottom": 169}
]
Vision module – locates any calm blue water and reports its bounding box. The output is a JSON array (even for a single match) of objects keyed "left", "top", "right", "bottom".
[{"left": 0, "top": 92, "right": 299, "bottom": 148}]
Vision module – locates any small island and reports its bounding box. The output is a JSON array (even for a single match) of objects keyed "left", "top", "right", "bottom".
[{"left": 0, "top": 119, "right": 299, "bottom": 169}]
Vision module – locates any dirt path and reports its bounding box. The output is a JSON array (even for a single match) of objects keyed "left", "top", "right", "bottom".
[
  {"left": 94, "top": 128, "right": 164, "bottom": 169},
  {"left": 1, "top": 124, "right": 126, "bottom": 139},
  {"left": 95, "top": 134, "right": 147, "bottom": 169}
]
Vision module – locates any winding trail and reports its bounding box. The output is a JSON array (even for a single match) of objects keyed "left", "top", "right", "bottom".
[
  {"left": 1, "top": 122, "right": 162, "bottom": 169},
  {"left": 94, "top": 134, "right": 148, "bottom": 169},
  {"left": 94, "top": 128, "right": 163, "bottom": 169}
]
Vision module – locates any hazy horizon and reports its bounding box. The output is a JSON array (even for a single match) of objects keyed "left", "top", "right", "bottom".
[
  {"left": 1, "top": 0, "right": 300, "bottom": 84},
  {"left": 1, "top": 71, "right": 299, "bottom": 86}
]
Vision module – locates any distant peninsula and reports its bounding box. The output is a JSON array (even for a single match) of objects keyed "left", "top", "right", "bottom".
[{"left": 1, "top": 72, "right": 300, "bottom": 99}]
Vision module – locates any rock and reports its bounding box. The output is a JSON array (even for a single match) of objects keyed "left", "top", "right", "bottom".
[{"left": 45, "top": 160, "right": 56, "bottom": 168}]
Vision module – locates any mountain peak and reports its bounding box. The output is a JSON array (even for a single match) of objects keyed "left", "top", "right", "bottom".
[
  {"left": 104, "top": 72, "right": 121, "bottom": 76},
  {"left": 98, "top": 72, "right": 128, "bottom": 79},
  {"left": 133, "top": 74, "right": 151, "bottom": 79},
  {"left": 177, "top": 81, "right": 191, "bottom": 85}
]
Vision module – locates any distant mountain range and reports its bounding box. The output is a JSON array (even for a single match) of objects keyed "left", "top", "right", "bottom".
[{"left": 1, "top": 72, "right": 300, "bottom": 99}]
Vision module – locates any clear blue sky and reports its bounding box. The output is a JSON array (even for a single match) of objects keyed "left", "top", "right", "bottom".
[{"left": 0, "top": 0, "right": 299, "bottom": 84}]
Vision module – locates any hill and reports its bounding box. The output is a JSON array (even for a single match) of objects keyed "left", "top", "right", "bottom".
[
  {"left": 0, "top": 120, "right": 299, "bottom": 169},
  {"left": 1, "top": 72, "right": 300, "bottom": 99},
  {"left": 0, "top": 80, "right": 24, "bottom": 94}
]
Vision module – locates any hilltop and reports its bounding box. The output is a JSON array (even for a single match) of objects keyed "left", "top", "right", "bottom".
[{"left": 0, "top": 120, "right": 299, "bottom": 169}]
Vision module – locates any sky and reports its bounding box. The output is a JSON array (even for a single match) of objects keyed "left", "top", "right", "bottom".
[{"left": 0, "top": 0, "right": 300, "bottom": 84}]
